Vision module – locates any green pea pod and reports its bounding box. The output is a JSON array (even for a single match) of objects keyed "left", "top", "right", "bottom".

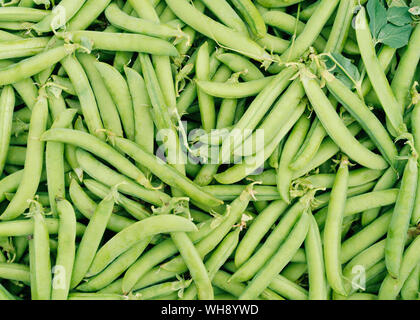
[
  {"left": 230, "top": 0, "right": 266, "bottom": 38},
  {"left": 51, "top": 199, "right": 76, "bottom": 300},
  {"left": 114, "top": 137, "right": 223, "bottom": 209},
  {"left": 0, "top": 89, "right": 48, "bottom": 221},
  {"left": 31, "top": 203, "right": 52, "bottom": 300},
  {"left": 199, "top": 0, "right": 247, "bottom": 33},
  {"left": 354, "top": 7, "right": 406, "bottom": 136},
  {"left": 165, "top": 0, "right": 272, "bottom": 63},
  {"left": 121, "top": 219, "right": 216, "bottom": 294},
  {"left": 323, "top": 156, "right": 349, "bottom": 296},
  {"left": 0, "top": 86, "right": 15, "bottom": 175},
  {"left": 196, "top": 42, "right": 216, "bottom": 132},
  {"left": 390, "top": 24, "right": 420, "bottom": 109},
  {"left": 77, "top": 53, "right": 124, "bottom": 139},
  {"left": 181, "top": 228, "right": 241, "bottom": 300},
  {"left": 301, "top": 72, "right": 388, "bottom": 170},
  {"left": 76, "top": 238, "right": 151, "bottom": 292},
  {"left": 216, "top": 53, "right": 264, "bottom": 81},
  {"left": 235, "top": 200, "right": 288, "bottom": 268},
  {"left": 95, "top": 61, "right": 135, "bottom": 141},
  {"left": 32, "top": 0, "right": 86, "bottom": 33},
  {"left": 41, "top": 128, "right": 152, "bottom": 189},
  {"left": 239, "top": 209, "right": 310, "bottom": 300},
  {"left": 71, "top": 193, "right": 115, "bottom": 289},
  {"left": 385, "top": 154, "right": 418, "bottom": 278},
  {"left": 131, "top": 187, "right": 253, "bottom": 291},
  {"left": 69, "top": 179, "right": 135, "bottom": 233},
  {"left": 379, "top": 236, "right": 420, "bottom": 300},
  {"left": 305, "top": 213, "right": 328, "bottom": 300},
  {"left": 87, "top": 215, "right": 198, "bottom": 277},
  {"left": 256, "top": 0, "right": 306, "bottom": 7},
  {"left": 67, "top": 0, "right": 112, "bottom": 31},
  {"left": 277, "top": 112, "right": 311, "bottom": 203}
]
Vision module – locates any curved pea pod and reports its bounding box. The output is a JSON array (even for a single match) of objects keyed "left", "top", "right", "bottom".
[
  {"left": 234, "top": 200, "right": 288, "bottom": 268},
  {"left": 196, "top": 42, "right": 216, "bottom": 132},
  {"left": 77, "top": 53, "right": 124, "bottom": 139},
  {"left": 41, "top": 128, "right": 151, "bottom": 189},
  {"left": 379, "top": 236, "right": 420, "bottom": 300},
  {"left": 269, "top": 0, "right": 339, "bottom": 72},
  {"left": 219, "top": 67, "right": 297, "bottom": 163},
  {"left": 67, "top": 0, "right": 112, "bottom": 31},
  {"left": 401, "top": 264, "right": 420, "bottom": 300},
  {"left": 0, "top": 44, "right": 77, "bottom": 86},
  {"left": 216, "top": 52, "right": 264, "bottom": 81},
  {"left": 87, "top": 215, "right": 198, "bottom": 277},
  {"left": 239, "top": 209, "right": 310, "bottom": 300},
  {"left": 76, "top": 238, "right": 151, "bottom": 292},
  {"left": 200, "top": 0, "right": 247, "bottom": 33},
  {"left": 354, "top": 6, "right": 406, "bottom": 136},
  {"left": 323, "top": 0, "right": 356, "bottom": 53},
  {"left": 181, "top": 228, "right": 241, "bottom": 300},
  {"left": 114, "top": 137, "right": 223, "bottom": 209},
  {"left": 70, "top": 194, "right": 115, "bottom": 289},
  {"left": 32, "top": 0, "right": 86, "bottom": 33},
  {"left": 301, "top": 71, "right": 389, "bottom": 170},
  {"left": 0, "top": 262, "right": 30, "bottom": 283},
  {"left": 322, "top": 69, "right": 398, "bottom": 168},
  {"left": 94, "top": 61, "right": 135, "bottom": 141},
  {"left": 391, "top": 24, "right": 420, "bottom": 109},
  {"left": 277, "top": 111, "right": 311, "bottom": 203},
  {"left": 105, "top": 3, "right": 184, "bottom": 39}
]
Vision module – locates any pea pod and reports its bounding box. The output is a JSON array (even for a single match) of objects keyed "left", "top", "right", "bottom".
[
  {"left": 385, "top": 154, "right": 418, "bottom": 278},
  {"left": 301, "top": 71, "right": 388, "bottom": 170},
  {"left": 87, "top": 215, "right": 198, "bottom": 277},
  {"left": 230, "top": 0, "right": 266, "bottom": 38},
  {"left": 0, "top": 89, "right": 48, "bottom": 221}
]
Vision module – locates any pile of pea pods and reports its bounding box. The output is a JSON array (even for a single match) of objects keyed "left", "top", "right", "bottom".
[{"left": 0, "top": 0, "right": 418, "bottom": 301}]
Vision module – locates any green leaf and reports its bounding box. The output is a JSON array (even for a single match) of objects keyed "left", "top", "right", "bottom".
[
  {"left": 335, "top": 73, "right": 354, "bottom": 89},
  {"left": 367, "top": 0, "right": 388, "bottom": 39},
  {"left": 377, "top": 23, "right": 413, "bottom": 48},
  {"left": 324, "top": 53, "right": 361, "bottom": 89},
  {"left": 411, "top": 0, "right": 420, "bottom": 6},
  {"left": 387, "top": 6, "right": 412, "bottom": 25}
]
